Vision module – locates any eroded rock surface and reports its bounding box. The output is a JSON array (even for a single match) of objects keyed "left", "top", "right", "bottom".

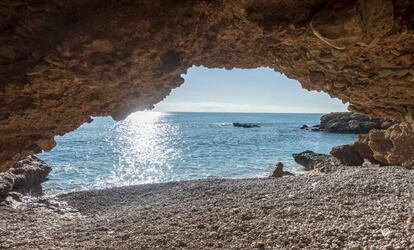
[
  {"left": 1, "top": 0, "right": 414, "bottom": 170},
  {"left": 331, "top": 144, "right": 365, "bottom": 166},
  {"left": 332, "top": 123, "right": 414, "bottom": 168},
  {"left": 292, "top": 150, "right": 333, "bottom": 171},
  {"left": 315, "top": 112, "right": 398, "bottom": 134},
  {"left": 0, "top": 155, "right": 51, "bottom": 197}
]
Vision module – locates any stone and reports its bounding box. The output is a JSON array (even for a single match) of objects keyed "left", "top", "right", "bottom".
[
  {"left": 330, "top": 145, "right": 364, "bottom": 166},
  {"left": 292, "top": 151, "right": 332, "bottom": 171},
  {"left": 300, "top": 124, "right": 308, "bottom": 129},
  {"left": 311, "top": 126, "right": 321, "bottom": 132},
  {"left": 0, "top": 155, "right": 51, "bottom": 197},
  {"left": 271, "top": 162, "right": 284, "bottom": 178},
  {"left": 349, "top": 244, "right": 362, "bottom": 250},
  {"left": 362, "top": 159, "right": 380, "bottom": 168},
  {"left": 232, "top": 123, "right": 260, "bottom": 128},
  {"left": 317, "top": 112, "right": 397, "bottom": 134},
  {"left": 331, "top": 123, "right": 414, "bottom": 168},
  {"left": 366, "top": 123, "right": 414, "bottom": 168},
  {"left": 310, "top": 0, "right": 394, "bottom": 49},
  {"left": 0, "top": 173, "right": 14, "bottom": 197},
  {"left": 7, "top": 191, "right": 23, "bottom": 202}
]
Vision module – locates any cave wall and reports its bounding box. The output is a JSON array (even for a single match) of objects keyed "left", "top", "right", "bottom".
[{"left": 1, "top": 0, "right": 414, "bottom": 171}]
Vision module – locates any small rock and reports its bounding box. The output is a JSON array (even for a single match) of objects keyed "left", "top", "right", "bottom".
[
  {"left": 349, "top": 244, "right": 362, "bottom": 250},
  {"left": 362, "top": 159, "right": 380, "bottom": 168},
  {"left": 300, "top": 124, "right": 309, "bottom": 129},
  {"left": 253, "top": 241, "right": 265, "bottom": 249},
  {"left": 380, "top": 228, "right": 392, "bottom": 237},
  {"left": 7, "top": 191, "right": 23, "bottom": 202},
  {"left": 271, "top": 162, "right": 284, "bottom": 177}
]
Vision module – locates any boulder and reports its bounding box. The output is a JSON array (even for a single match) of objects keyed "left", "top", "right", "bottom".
[
  {"left": 292, "top": 151, "right": 332, "bottom": 171},
  {"left": 317, "top": 112, "right": 398, "bottom": 134},
  {"left": 0, "top": 155, "right": 51, "bottom": 198},
  {"left": 360, "top": 123, "right": 414, "bottom": 169},
  {"left": 330, "top": 145, "right": 363, "bottom": 166}
]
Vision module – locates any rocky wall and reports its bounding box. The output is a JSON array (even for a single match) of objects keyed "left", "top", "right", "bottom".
[{"left": 1, "top": 0, "right": 414, "bottom": 170}]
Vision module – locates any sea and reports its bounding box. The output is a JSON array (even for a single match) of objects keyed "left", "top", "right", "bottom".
[{"left": 37, "top": 112, "right": 357, "bottom": 194}]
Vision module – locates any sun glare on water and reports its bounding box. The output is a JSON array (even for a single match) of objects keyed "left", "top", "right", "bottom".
[{"left": 96, "top": 111, "right": 180, "bottom": 188}]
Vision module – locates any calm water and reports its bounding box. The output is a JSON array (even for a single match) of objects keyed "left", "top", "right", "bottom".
[{"left": 37, "top": 112, "right": 357, "bottom": 194}]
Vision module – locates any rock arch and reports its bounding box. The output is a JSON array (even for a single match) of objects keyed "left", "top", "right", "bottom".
[{"left": 1, "top": 0, "right": 414, "bottom": 170}]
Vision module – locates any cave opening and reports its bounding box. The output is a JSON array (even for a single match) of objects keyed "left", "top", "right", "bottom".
[
  {"left": 36, "top": 66, "right": 357, "bottom": 194},
  {"left": 2, "top": 1, "right": 414, "bottom": 247}
]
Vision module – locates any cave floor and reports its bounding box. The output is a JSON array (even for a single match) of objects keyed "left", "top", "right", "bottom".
[{"left": 1, "top": 167, "right": 413, "bottom": 249}]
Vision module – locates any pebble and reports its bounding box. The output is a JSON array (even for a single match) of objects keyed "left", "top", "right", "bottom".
[{"left": 0, "top": 166, "right": 413, "bottom": 249}]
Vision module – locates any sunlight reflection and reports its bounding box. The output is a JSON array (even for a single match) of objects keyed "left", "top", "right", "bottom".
[{"left": 96, "top": 111, "right": 180, "bottom": 188}]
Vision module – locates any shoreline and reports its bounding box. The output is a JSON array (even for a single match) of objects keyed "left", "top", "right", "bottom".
[{"left": 1, "top": 166, "right": 413, "bottom": 249}]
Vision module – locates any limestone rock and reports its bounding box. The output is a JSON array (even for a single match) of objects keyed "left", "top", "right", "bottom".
[
  {"left": 330, "top": 145, "right": 363, "bottom": 166},
  {"left": 318, "top": 112, "right": 397, "bottom": 134},
  {"left": 292, "top": 151, "right": 332, "bottom": 171},
  {"left": 0, "top": 155, "right": 51, "bottom": 197},
  {"left": 367, "top": 123, "right": 414, "bottom": 169},
  {"left": 310, "top": 0, "right": 394, "bottom": 49},
  {"left": 332, "top": 123, "right": 414, "bottom": 168}
]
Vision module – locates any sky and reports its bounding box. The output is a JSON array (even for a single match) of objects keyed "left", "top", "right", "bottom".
[{"left": 154, "top": 66, "right": 348, "bottom": 113}]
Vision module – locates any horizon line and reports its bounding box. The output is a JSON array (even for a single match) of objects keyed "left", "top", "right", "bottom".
[{"left": 144, "top": 110, "right": 348, "bottom": 114}]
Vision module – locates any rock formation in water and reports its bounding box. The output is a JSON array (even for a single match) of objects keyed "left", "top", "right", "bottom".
[
  {"left": 313, "top": 112, "right": 398, "bottom": 133},
  {"left": 232, "top": 122, "right": 261, "bottom": 128},
  {"left": 1, "top": 0, "right": 414, "bottom": 171},
  {"left": 0, "top": 155, "right": 51, "bottom": 197}
]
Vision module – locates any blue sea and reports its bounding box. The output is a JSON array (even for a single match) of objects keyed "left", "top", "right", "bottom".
[{"left": 37, "top": 112, "right": 357, "bottom": 194}]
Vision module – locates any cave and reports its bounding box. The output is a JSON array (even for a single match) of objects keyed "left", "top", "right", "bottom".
[
  {"left": 1, "top": 1, "right": 414, "bottom": 172},
  {"left": 2, "top": 1, "right": 414, "bottom": 248}
]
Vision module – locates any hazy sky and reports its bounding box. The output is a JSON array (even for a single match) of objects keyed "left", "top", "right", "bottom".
[{"left": 154, "top": 66, "right": 348, "bottom": 113}]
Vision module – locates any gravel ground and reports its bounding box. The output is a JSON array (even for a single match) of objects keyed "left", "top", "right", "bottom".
[{"left": 0, "top": 166, "right": 413, "bottom": 249}]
